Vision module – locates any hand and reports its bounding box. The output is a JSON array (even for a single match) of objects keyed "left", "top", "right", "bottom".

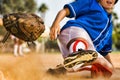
[{"left": 49, "top": 24, "right": 60, "bottom": 40}]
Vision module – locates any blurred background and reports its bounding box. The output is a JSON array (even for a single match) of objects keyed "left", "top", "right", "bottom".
[
  {"left": 0, "top": 0, "right": 120, "bottom": 54},
  {"left": 0, "top": 0, "right": 120, "bottom": 80}
]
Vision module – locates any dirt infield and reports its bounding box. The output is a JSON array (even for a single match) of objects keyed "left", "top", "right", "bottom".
[{"left": 0, "top": 52, "right": 120, "bottom": 80}]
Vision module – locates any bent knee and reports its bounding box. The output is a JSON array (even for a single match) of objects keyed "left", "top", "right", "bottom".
[{"left": 93, "top": 57, "right": 114, "bottom": 74}]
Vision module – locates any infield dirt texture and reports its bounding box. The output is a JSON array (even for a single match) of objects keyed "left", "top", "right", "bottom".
[{"left": 0, "top": 52, "right": 120, "bottom": 80}]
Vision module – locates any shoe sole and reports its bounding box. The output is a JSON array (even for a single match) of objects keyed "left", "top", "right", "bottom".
[
  {"left": 64, "top": 50, "right": 98, "bottom": 69},
  {"left": 46, "top": 66, "right": 67, "bottom": 75}
]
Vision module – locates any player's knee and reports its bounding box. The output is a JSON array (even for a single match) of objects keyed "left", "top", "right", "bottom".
[
  {"left": 68, "top": 38, "right": 89, "bottom": 53},
  {"left": 93, "top": 58, "right": 114, "bottom": 75}
]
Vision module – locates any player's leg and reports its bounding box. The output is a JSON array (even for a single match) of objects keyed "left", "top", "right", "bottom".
[
  {"left": 90, "top": 44, "right": 114, "bottom": 78},
  {"left": 14, "top": 43, "right": 18, "bottom": 56},
  {"left": 60, "top": 27, "right": 113, "bottom": 78},
  {"left": 19, "top": 44, "right": 23, "bottom": 56},
  {"left": 64, "top": 39, "right": 98, "bottom": 71},
  {"left": 104, "top": 54, "right": 113, "bottom": 66},
  {"left": 91, "top": 53, "right": 114, "bottom": 78},
  {"left": 62, "top": 27, "right": 98, "bottom": 70},
  {"left": 18, "top": 40, "right": 24, "bottom": 56},
  {"left": 99, "top": 46, "right": 114, "bottom": 66},
  {"left": 47, "top": 27, "right": 113, "bottom": 78},
  {"left": 53, "top": 27, "right": 96, "bottom": 73},
  {"left": 11, "top": 36, "right": 18, "bottom": 56}
]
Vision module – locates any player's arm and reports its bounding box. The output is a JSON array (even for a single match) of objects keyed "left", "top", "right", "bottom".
[
  {"left": 50, "top": 8, "right": 70, "bottom": 40},
  {"left": 0, "top": 18, "right": 3, "bottom": 26},
  {"left": 52, "top": 8, "right": 70, "bottom": 26}
]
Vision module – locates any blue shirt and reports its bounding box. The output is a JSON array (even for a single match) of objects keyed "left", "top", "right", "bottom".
[{"left": 61, "top": 0, "right": 113, "bottom": 56}]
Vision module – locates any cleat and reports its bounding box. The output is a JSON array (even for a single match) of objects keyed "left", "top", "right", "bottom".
[{"left": 64, "top": 50, "right": 98, "bottom": 70}]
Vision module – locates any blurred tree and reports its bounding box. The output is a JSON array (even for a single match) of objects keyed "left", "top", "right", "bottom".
[
  {"left": 112, "top": 12, "right": 120, "bottom": 50},
  {"left": 0, "top": 0, "right": 37, "bottom": 14},
  {"left": 38, "top": 3, "right": 48, "bottom": 20}
]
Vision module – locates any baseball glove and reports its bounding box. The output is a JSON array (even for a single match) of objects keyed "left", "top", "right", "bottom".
[{"left": 2, "top": 12, "right": 45, "bottom": 42}]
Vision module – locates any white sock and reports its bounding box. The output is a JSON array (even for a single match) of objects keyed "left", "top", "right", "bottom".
[
  {"left": 19, "top": 45, "right": 23, "bottom": 55},
  {"left": 14, "top": 44, "right": 18, "bottom": 56}
]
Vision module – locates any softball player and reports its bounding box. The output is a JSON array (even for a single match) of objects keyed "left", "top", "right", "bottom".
[{"left": 50, "top": 0, "right": 118, "bottom": 78}]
